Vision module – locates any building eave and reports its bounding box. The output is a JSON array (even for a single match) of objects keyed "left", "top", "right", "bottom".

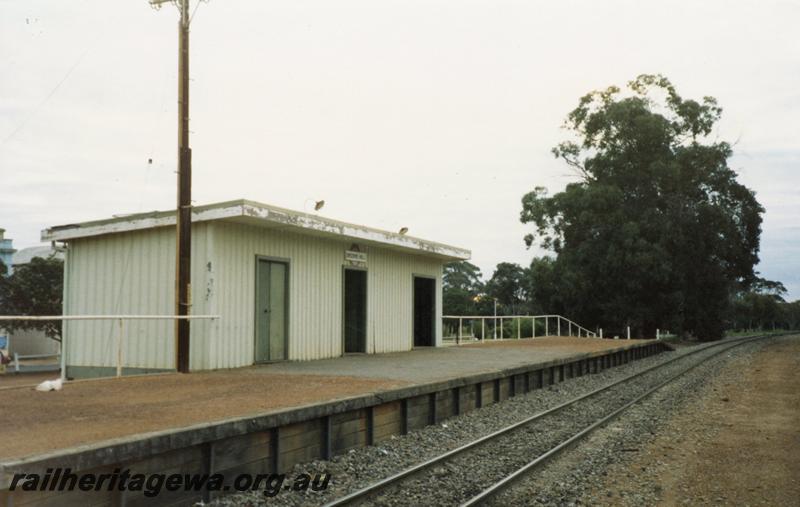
[{"left": 41, "top": 199, "right": 471, "bottom": 261}]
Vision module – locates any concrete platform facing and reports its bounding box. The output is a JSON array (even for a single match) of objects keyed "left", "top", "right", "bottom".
[{"left": 0, "top": 336, "right": 668, "bottom": 506}]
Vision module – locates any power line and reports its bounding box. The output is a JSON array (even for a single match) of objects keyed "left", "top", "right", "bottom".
[{"left": 1, "top": 47, "right": 90, "bottom": 146}]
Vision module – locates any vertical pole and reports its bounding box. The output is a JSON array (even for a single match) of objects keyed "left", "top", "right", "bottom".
[
  {"left": 557, "top": 317, "right": 561, "bottom": 337},
  {"left": 627, "top": 326, "right": 631, "bottom": 340},
  {"left": 600, "top": 328, "right": 603, "bottom": 339},
  {"left": 457, "top": 317, "right": 462, "bottom": 345},
  {"left": 117, "top": 318, "right": 123, "bottom": 378},
  {"left": 656, "top": 328, "right": 660, "bottom": 340},
  {"left": 545, "top": 316, "right": 549, "bottom": 336},
  {"left": 493, "top": 299, "right": 497, "bottom": 340},
  {"left": 568, "top": 321, "right": 572, "bottom": 337},
  {"left": 60, "top": 320, "right": 67, "bottom": 381},
  {"left": 517, "top": 317, "right": 520, "bottom": 339},
  {"left": 175, "top": 0, "right": 192, "bottom": 374},
  {"left": 499, "top": 317, "right": 502, "bottom": 339},
  {"left": 532, "top": 317, "right": 535, "bottom": 338},
  {"left": 481, "top": 318, "right": 485, "bottom": 342}
]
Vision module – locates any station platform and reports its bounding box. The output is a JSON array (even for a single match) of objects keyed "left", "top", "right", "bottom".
[{"left": 0, "top": 336, "right": 666, "bottom": 504}]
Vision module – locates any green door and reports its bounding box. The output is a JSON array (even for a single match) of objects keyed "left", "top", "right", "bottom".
[{"left": 256, "top": 259, "right": 288, "bottom": 362}]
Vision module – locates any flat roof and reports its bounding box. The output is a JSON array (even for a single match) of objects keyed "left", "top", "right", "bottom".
[{"left": 41, "top": 199, "right": 470, "bottom": 261}]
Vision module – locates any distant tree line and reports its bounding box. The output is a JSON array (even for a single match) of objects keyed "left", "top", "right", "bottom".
[
  {"left": 444, "top": 260, "right": 799, "bottom": 337},
  {"left": 445, "top": 75, "right": 796, "bottom": 341},
  {"left": 728, "top": 278, "right": 800, "bottom": 332}
]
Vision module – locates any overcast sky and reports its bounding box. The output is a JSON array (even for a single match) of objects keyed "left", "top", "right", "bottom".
[{"left": 1, "top": 0, "right": 798, "bottom": 299}]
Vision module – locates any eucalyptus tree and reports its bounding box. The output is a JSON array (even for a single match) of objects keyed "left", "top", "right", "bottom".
[{"left": 521, "top": 75, "right": 763, "bottom": 340}]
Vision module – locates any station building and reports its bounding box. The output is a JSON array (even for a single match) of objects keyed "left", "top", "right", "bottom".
[{"left": 42, "top": 199, "right": 470, "bottom": 378}]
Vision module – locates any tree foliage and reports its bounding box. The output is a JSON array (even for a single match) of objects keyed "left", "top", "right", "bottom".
[
  {"left": 0, "top": 257, "right": 64, "bottom": 341},
  {"left": 485, "top": 262, "right": 528, "bottom": 315},
  {"left": 523, "top": 257, "right": 561, "bottom": 316},
  {"left": 728, "top": 277, "right": 800, "bottom": 331},
  {"left": 443, "top": 261, "right": 485, "bottom": 315},
  {"left": 521, "top": 75, "right": 764, "bottom": 340}
]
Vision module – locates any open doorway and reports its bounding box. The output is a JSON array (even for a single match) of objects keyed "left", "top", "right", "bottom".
[
  {"left": 343, "top": 269, "right": 367, "bottom": 353},
  {"left": 413, "top": 276, "right": 435, "bottom": 347}
]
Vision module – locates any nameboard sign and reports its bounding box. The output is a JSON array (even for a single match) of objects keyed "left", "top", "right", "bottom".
[{"left": 345, "top": 250, "right": 367, "bottom": 266}]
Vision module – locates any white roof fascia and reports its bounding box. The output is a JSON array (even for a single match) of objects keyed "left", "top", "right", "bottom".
[{"left": 42, "top": 200, "right": 471, "bottom": 261}]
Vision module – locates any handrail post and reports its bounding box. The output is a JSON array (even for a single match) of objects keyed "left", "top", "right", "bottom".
[
  {"left": 457, "top": 317, "right": 462, "bottom": 345},
  {"left": 517, "top": 317, "right": 521, "bottom": 339},
  {"left": 532, "top": 317, "right": 535, "bottom": 338},
  {"left": 117, "top": 318, "right": 124, "bottom": 378},
  {"left": 481, "top": 318, "right": 485, "bottom": 342},
  {"left": 545, "top": 317, "right": 549, "bottom": 336},
  {"left": 557, "top": 317, "right": 561, "bottom": 336}
]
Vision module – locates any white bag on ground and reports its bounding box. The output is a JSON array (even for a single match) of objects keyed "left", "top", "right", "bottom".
[{"left": 35, "top": 378, "right": 63, "bottom": 392}]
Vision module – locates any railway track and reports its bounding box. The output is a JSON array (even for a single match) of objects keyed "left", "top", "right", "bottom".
[{"left": 322, "top": 334, "right": 777, "bottom": 507}]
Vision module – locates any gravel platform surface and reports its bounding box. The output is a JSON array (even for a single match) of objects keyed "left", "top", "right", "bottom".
[{"left": 205, "top": 336, "right": 779, "bottom": 507}]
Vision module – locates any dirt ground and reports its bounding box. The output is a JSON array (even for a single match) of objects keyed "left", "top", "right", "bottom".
[
  {"left": 0, "top": 371, "right": 53, "bottom": 388},
  {"left": 592, "top": 337, "right": 800, "bottom": 506},
  {"left": 0, "top": 371, "right": 407, "bottom": 461},
  {"left": 0, "top": 336, "right": 648, "bottom": 462}
]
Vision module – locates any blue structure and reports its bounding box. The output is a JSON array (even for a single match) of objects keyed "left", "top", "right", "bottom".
[{"left": 0, "top": 228, "right": 15, "bottom": 275}]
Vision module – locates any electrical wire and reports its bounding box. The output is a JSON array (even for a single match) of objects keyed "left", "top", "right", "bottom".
[{"left": 1, "top": 47, "right": 90, "bottom": 146}]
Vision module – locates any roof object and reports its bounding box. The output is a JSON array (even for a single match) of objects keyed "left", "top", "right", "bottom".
[{"left": 42, "top": 199, "right": 470, "bottom": 261}]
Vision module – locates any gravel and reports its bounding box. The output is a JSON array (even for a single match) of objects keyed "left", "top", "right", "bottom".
[
  {"left": 205, "top": 336, "right": 776, "bottom": 507},
  {"left": 488, "top": 335, "right": 785, "bottom": 506}
]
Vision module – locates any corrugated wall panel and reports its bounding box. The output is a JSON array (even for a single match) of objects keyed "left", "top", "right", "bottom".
[
  {"left": 210, "top": 222, "right": 444, "bottom": 366},
  {"left": 63, "top": 220, "right": 445, "bottom": 372},
  {"left": 211, "top": 222, "right": 346, "bottom": 366},
  {"left": 63, "top": 224, "right": 213, "bottom": 373},
  {"left": 366, "top": 249, "right": 442, "bottom": 353}
]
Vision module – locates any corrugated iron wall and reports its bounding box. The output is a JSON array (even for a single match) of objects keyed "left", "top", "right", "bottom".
[
  {"left": 367, "top": 248, "right": 443, "bottom": 353},
  {"left": 63, "top": 224, "right": 213, "bottom": 372},
  {"left": 209, "top": 222, "right": 443, "bottom": 365},
  {"left": 62, "top": 221, "right": 444, "bottom": 373}
]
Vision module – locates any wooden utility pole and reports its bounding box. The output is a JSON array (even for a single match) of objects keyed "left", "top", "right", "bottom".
[
  {"left": 151, "top": 0, "right": 192, "bottom": 372},
  {"left": 175, "top": 0, "right": 192, "bottom": 373}
]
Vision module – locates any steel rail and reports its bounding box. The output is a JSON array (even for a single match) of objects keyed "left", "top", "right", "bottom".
[
  {"left": 461, "top": 333, "right": 777, "bottom": 506},
  {"left": 322, "top": 334, "right": 776, "bottom": 507}
]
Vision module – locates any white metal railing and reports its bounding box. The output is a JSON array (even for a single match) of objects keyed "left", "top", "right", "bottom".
[
  {"left": 12, "top": 352, "right": 60, "bottom": 373},
  {"left": 442, "top": 314, "right": 597, "bottom": 344},
  {"left": 0, "top": 315, "right": 219, "bottom": 379}
]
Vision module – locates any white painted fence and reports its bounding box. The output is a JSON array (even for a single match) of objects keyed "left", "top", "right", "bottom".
[
  {"left": 442, "top": 314, "right": 597, "bottom": 344},
  {"left": 0, "top": 315, "right": 219, "bottom": 379}
]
